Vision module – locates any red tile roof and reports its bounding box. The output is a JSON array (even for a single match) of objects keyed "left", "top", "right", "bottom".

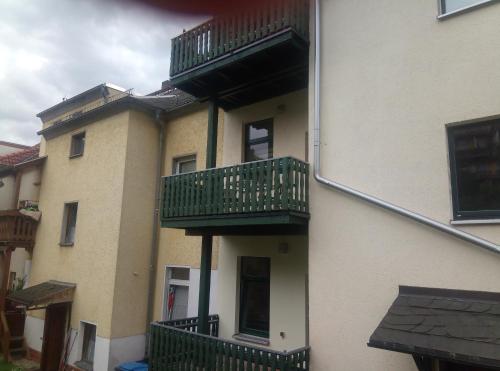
[{"left": 0, "top": 144, "right": 40, "bottom": 166}]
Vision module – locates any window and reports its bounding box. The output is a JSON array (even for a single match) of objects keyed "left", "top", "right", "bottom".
[
  {"left": 70, "top": 132, "right": 85, "bottom": 158},
  {"left": 164, "top": 267, "right": 190, "bottom": 320},
  {"left": 173, "top": 155, "right": 196, "bottom": 175},
  {"left": 440, "top": 0, "right": 494, "bottom": 16},
  {"left": 61, "top": 202, "right": 78, "bottom": 245},
  {"left": 239, "top": 257, "right": 270, "bottom": 338},
  {"left": 448, "top": 119, "right": 500, "bottom": 220},
  {"left": 76, "top": 322, "right": 96, "bottom": 371},
  {"left": 244, "top": 119, "right": 273, "bottom": 162}
]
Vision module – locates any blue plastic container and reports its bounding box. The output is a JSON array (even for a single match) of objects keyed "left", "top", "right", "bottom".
[{"left": 116, "top": 361, "right": 148, "bottom": 371}]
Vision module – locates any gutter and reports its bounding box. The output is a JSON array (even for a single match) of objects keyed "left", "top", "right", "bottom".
[
  {"left": 312, "top": 0, "right": 500, "bottom": 255},
  {"left": 145, "top": 110, "right": 166, "bottom": 351}
]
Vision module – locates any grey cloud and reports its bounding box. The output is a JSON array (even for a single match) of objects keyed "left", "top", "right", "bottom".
[{"left": 0, "top": 0, "right": 205, "bottom": 144}]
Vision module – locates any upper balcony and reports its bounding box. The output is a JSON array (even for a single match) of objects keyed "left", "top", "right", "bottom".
[
  {"left": 160, "top": 157, "right": 309, "bottom": 235},
  {"left": 0, "top": 210, "right": 38, "bottom": 250},
  {"left": 169, "top": 0, "right": 310, "bottom": 110}
]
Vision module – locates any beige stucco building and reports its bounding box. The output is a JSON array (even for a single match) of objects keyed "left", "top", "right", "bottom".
[{"left": 23, "top": 82, "right": 222, "bottom": 371}]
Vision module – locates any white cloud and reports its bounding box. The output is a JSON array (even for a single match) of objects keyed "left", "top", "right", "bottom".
[{"left": 0, "top": 0, "right": 205, "bottom": 144}]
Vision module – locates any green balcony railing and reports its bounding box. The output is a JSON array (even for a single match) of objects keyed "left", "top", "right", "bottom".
[
  {"left": 149, "top": 317, "right": 310, "bottom": 371},
  {"left": 170, "top": 0, "right": 309, "bottom": 76},
  {"left": 161, "top": 157, "right": 309, "bottom": 221}
]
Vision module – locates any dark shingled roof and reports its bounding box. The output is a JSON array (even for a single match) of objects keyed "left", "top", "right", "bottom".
[
  {"left": 8, "top": 280, "right": 76, "bottom": 308},
  {"left": 369, "top": 286, "right": 500, "bottom": 369}
]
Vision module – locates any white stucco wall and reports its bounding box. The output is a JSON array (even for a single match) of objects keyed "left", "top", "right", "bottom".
[
  {"left": 218, "top": 88, "right": 309, "bottom": 352},
  {"left": 18, "top": 166, "right": 41, "bottom": 204},
  {"left": 223, "top": 89, "right": 308, "bottom": 166},
  {"left": 309, "top": 1, "right": 500, "bottom": 370},
  {"left": 0, "top": 175, "right": 16, "bottom": 210},
  {"left": 217, "top": 236, "right": 307, "bottom": 351}
]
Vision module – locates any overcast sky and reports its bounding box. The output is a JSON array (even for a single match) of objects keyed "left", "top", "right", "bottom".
[{"left": 0, "top": 0, "right": 204, "bottom": 145}]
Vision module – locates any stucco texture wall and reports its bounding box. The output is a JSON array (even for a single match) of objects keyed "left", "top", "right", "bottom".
[
  {"left": 0, "top": 175, "right": 16, "bottom": 210},
  {"left": 110, "top": 110, "right": 159, "bottom": 338},
  {"left": 309, "top": 1, "right": 500, "bottom": 370},
  {"left": 152, "top": 106, "right": 224, "bottom": 321},
  {"left": 223, "top": 89, "right": 308, "bottom": 166},
  {"left": 216, "top": 90, "right": 309, "bottom": 351},
  {"left": 217, "top": 236, "right": 307, "bottom": 351},
  {"left": 29, "top": 111, "right": 130, "bottom": 339},
  {"left": 18, "top": 166, "right": 41, "bottom": 204}
]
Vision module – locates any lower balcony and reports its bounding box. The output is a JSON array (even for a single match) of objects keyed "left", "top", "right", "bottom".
[
  {"left": 0, "top": 210, "right": 38, "bottom": 249},
  {"left": 160, "top": 157, "right": 309, "bottom": 235},
  {"left": 149, "top": 316, "right": 310, "bottom": 371}
]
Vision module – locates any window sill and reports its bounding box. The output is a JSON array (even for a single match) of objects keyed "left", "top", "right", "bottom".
[
  {"left": 233, "top": 333, "right": 270, "bottom": 346},
  {"left": 437, "top": 0, "right": 496, "bottom": 20},
  {"left": 59, "top": 242, "right": 74, "bottom": 247},
  {"left": 69, "top": 153, "right": 84, "bottom": 159},
  {"left": 451, "top": 219, "right": 500, "bottom": 225}
]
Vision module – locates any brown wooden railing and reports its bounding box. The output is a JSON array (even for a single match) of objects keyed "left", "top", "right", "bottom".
[
  {"left": 0, "top": 310, "right": 11, "bottom": 362},
  {"left": 170, "top": 0, "right": 309, "bottom": 76},
  {"left": 150, "top": 317, "right": 310, "bottom": 370},
  {"left": 161, "top": 157, "right": 309, "bottom": 221},
  {"left": 0, "top": 211, "right": 38, "bottom": 247}
]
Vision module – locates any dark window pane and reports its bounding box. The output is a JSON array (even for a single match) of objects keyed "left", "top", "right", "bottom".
[
  {"left": 63, "top": 203, "right": 78, "bottom": 244},
  {"left": 449, "top": 120, "right": 500, "bottom": 219},
  {"left": 82, "top": 323, "right": 96, "bottom": 363},
  {"left": 239, "top": 257, "right": 270, "bottom": 338},
  {"left": 171, "top": 267, "right": 190, "bottom": 280},
  {"left": 244, "top": 119, "right": 273, "bottom": 162},
  {"left": 179, "top": 160, "right": 196, "bottom": 174},
  {"left": 246, "top": 142, "right": 271, "bottom": 162},
  {"left": 248, "top": 123, "right": 270, "bottom": 140},
  {"left": 70, "top": 132, "right": 85, "bottom": 157}
]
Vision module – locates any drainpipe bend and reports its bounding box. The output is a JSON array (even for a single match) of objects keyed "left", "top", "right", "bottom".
[{"left": 312, "top": 0, "right": 500, "bottom": 255}]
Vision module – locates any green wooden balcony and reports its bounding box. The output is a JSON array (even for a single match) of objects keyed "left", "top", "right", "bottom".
[
  {"left": 169, "top": 0, "right": 309, "bottom": 110},
  {"left": 149, "top": 316, "right": 310, "bottom": 371},
  {"left": 160, "top": 157, "right": 309, "bottom": 235}
]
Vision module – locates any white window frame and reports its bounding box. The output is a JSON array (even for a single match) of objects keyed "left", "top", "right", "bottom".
[
  {"left": 173, "top": 155, "right": 196, "bottom": 175},
  {"left": 438, "top": 0, "right": 497, "bottom": 19},
  {"left": 75, "top": 320, "right": 97, "bottom": 369},
  {"left": 162, "top": 265, "right": 191, "bottom": 321}
]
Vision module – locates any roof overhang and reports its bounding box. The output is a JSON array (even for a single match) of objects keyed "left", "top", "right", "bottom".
[
  {"left": 368, "top": 286, "right": 500, "bottom": 370},
  {"left": 37, "top": 95, "right": 198, "bottom": 140},
  {"left": 7, "top": 280, "right": 76, "bottom": 310}
]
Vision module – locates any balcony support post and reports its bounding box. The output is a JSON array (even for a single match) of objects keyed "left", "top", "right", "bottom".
[
  {"left": 198, "top": 98, "right": 218, "bottom": 334},
  {"left": 206, "top": 99, "right": 218, "bottom": 169},
  {"left": 198, "top": 235, "right": 212, "bottom": 334},
  {"left": 0, "top": 248, "right": 12, "bottom": 311}
]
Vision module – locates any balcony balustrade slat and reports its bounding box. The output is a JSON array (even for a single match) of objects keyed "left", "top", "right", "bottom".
[{"left": 170, "top": 1, "right": 308, "bottom": 76}]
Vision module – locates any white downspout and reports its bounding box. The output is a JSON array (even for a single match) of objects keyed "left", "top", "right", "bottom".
[{"left": 312, "top": 0, "right": 500, "bottom": 254}]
